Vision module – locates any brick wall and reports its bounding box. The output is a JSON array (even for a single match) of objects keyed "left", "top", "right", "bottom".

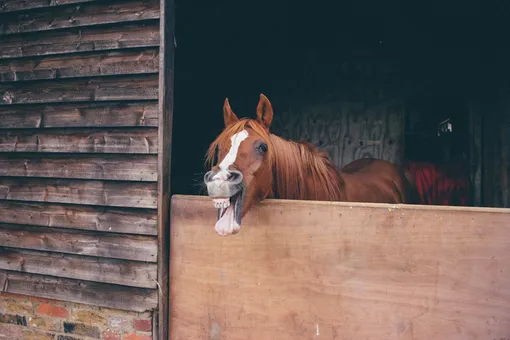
[{"left": 0, "top": 293, "right": 153, "bottom": 340}]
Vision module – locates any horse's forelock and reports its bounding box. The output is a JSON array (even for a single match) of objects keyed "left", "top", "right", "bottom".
[{"left": 205, "top": 119, "right": 272, "bottom": 167}]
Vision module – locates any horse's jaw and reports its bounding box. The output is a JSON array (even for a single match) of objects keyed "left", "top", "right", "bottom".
[{"left": 212, "top": 187, "right": 244, "bottom": 236}]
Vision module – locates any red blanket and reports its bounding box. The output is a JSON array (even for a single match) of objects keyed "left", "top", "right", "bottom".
[{"left": 406, "top": 161, "right": 471, "bottom": 206}]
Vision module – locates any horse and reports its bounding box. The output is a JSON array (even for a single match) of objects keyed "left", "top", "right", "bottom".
[{"left": 204, "top": 93, "right": 418, "bottom": 236}]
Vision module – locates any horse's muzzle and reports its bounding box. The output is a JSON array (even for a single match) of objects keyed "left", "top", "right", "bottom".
[{"left": 204, "top": 170, "right": 243, "bottom": 198}]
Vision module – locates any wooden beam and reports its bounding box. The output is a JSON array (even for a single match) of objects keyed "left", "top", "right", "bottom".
[
  {"left": 0, "top": 128, "right": 158, "bottom": 154},
  {"left": 157, "top": 0, "right": 175, "bottom": 337},
  {"left": 0, "top": 248, "right": 157, "bottom": 288},
  {"left": 0, "top": 49, "right": 159, "bottom": 82},
  {"left": 0, "top": 102, "right": 158, "bottom": 129},
  {"left": 0, "top": 0, "right": 97, "bottom": 13},
  {"left": 0, "top": 154, "right": 157, "bottom": 181},
  {"left": 0, "top": 0, "right": 159, "bottom": 35},
  {"left": 0, "top": 177, "right": 157, "bottom": 208},
  {"left": 0, "top": 22, "right": 159, "bottom": 59},
  {"left": 468, "top": 100, "right": 482, "bottom": 206},
  {"left": 0, "top": 223, "right": 157, "bottom": 262},
  {"left": 0, "top": 200, "right": 157, "bottom": 235},
  {"left": 0, "top": 270, "right": 157, "bottom": 312},
  {"left": 169, "top": 195, "right": 510, "bottom": 340},
  {"left": 0, "top": 74, "right": 158, "bottom": 105}
]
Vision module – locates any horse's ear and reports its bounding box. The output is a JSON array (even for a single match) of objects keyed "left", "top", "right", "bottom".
[
  {"left": 223, "top": 98, "right": 239, "bottom": 127},
  {"left": 256, "top": 93, "right": 273, "bottom": 129}
]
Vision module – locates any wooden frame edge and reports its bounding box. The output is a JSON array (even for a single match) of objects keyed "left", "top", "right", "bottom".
[{"left": 157, "top": 0, "right": 174, "bottom": 337}]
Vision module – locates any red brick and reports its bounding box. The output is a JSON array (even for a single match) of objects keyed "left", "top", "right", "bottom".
[
  {"left": 123, "top": 334, "right": 152, "bottom": 340},
  {"left": 103, "top": 329, "right": 121, "bottom": 340},
  {"left": 133, "top": 319, "right": 152, "bottom": 332},
  {"left": 36, "top": 303, "right": 69, "bottom": 318}
]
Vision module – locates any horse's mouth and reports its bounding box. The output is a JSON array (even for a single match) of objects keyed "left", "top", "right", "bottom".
[{"left": 211, "top": 187, "right": 244, "bottom": 236}]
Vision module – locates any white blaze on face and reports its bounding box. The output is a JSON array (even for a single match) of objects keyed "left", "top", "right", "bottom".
[
  {"left": 209, "top": 129, "right": 249, "bottom": 236},
  {"left": 213, "top": 129, "right": 249, "bottom": 180}
]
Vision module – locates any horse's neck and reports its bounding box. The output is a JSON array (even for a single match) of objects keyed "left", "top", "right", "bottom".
[{"left": 268, "top": 135, "right": 345, "bottom": 201}]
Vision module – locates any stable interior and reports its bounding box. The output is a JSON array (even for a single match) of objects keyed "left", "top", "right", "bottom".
[{"left": 171, "top": 0, "right": 510, "bottom": 208}]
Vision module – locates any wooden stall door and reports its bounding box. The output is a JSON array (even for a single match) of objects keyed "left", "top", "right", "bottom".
[{"left": 170, "top": 195, "right": 510, "bottom": 340}]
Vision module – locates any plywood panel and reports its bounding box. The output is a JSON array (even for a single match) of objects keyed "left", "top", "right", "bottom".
[
  {"left": 0, "top": 0, "right": 159, "bottom": 35},
  {"left": 0, "top": 128, "right": 158, "bottom": 154},
  {"left": 0, "top": 200, "right": 157, "bottom": 235},
  {"left": 0, "top": 248, "right": 157, "bottom": 288},
  {"left": 0, "top": 177, "right": 157, "bottom": 208},
  {"left": 170, "top": 195, "right": 510, "bottom": 340},
  {"left": 0, "top": 49, "right": 159, "bottom": 82},
  {"left": 0, "top": 270, "right": 157, "bottom": 312},
  {"left": 0, "top": 102, "right": 158, "bottom": 129}
]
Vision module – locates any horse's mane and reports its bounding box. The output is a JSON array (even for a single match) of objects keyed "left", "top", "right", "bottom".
[
  {"left": 205, "top": 118, "right": 344, "bottom": 201},
  {"left": 269, "top": 134, "right": 345, "bottom": 201}
]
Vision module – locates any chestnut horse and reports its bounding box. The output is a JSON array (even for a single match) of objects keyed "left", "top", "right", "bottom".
[{"left": 204, "top": 94, "right": 417, "bottom": 236}]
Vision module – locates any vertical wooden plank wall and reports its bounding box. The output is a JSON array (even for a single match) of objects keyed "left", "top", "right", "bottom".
[
  {"left": 483, "top": 92, "right": 510, "bottom": 208},
  {"left": 0, "top": 0, "right": 164, "bottom": 326},
  {"left": 271, "top": 59, "right": 404, "bottom": 168}
]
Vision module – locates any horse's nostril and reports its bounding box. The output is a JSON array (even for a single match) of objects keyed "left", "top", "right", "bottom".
[{"left": 227, "top": 170, "right": 243, "bottom": 184}]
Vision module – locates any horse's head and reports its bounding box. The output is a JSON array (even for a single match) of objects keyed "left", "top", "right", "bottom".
[{"left": 204, "top": 93, "right": 275, "bottom": 236}]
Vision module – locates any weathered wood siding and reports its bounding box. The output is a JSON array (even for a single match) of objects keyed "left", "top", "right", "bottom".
[
  {"left": 170, "top": 195, "right": 510, "bottom": 339},
  {"left": 0, "top": 0, "right": 160, "bottom": 312}
]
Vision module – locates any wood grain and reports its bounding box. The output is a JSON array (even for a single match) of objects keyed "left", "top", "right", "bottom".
[
  {"left": 0, "top": 200, "right": 157, "bottom": 235},
  {"left": 0, "top": 74, "right": 158, "bottom": 105},
  {"left": 0, "top": 177, "right": 157, "bottom": 208},
  {"left": 0, "top": 248, "right": 157, "bottom": 288},
  {"left": 0, "top": 154, "right": 157, "bottom": 181},
  {"left": 0, "top": 0, "right": 96, "bottom": 13},
  {"left": 170, "top": 195, "right": 510, "bottom": 340},
  {"left": 0, "top": 223, "right": 157, "bottom": 262},
  {"left": 468, "top": 101, "right": 482, "bottom": 206},
  {"left": 0, "top": 49, "right": 159, "bottom": 82},
  {"left": 0, "top": 0, "right": 159, "bottom": 35},
  {"left": 272, "top": 98, "right": 405, "bottom": 169},
  {"left": 0, "top": 270, "right": 157, "bottom": 312},
  {"left": 0, "top": 128, "right": 158, "bottom": 154},
  {"left": 0, "top": 102, "right": 158, "bottom": 129},
  {"left": 157, "top": 0, "right": 175, "bottom": 337},
  {"left": 0, "top": 22, "right": 159, "bottom": 59}
]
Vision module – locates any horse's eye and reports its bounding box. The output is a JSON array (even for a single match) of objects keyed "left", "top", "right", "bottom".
[{"left": 257, "top": 143, "right": 268, "bottom": 154}]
